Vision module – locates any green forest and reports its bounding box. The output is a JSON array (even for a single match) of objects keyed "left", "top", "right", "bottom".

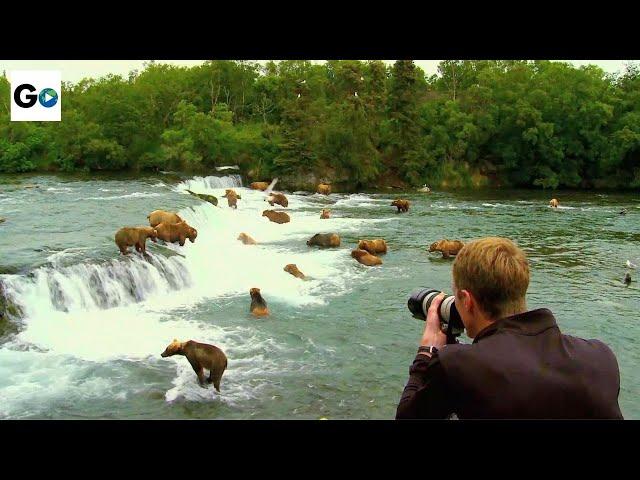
[{"left": 1, "top": 60, "right": 639, "bottom": 190}]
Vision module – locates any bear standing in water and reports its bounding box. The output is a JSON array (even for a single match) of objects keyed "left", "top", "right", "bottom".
[
  {"left": 284, "top": 264, "right": 306, "bottom": 279},
  {"left": 114, "top": 226, "right": 158, "bottom": 255},
  {"left": 351, "top": 249, "right": 383, "bottom": 266},
  {"left": 222, "top": 189, "right": 241, "bottom": 209},
  {"left": 161, "top": 339, "right": 227, "bottom": 392},
  {"left": 237, "top": 232, "right": 257, "bottom": 245},
  {"left": 391, "top": 199, "right": 410, "bottom": 213},
  {"left": 429, "top": 239, "right": 465, "bottom": 258},
  {"left": 307, "top": 233, "right": 340, "bottom": 247},
  {"left": 155, "top": 221, "right": 197, "bottom": 246},
  {"left": 147, "top": 210, "right": 183, "bottom": 228},
  {"left": 262, "top": 210, "right": 290, "bottom": 224},
  {"left": 250, "top": 181, "right": 270, "bottom": 191},
  {"left": 266, "top": 192, "right": 288, "bottom": 208},
  {"left": 250, "top": 288, "right": 269, "bottom": 316},
  {"left": 317, "top": 183, "right": 331, "bottom": 195},
  {"left": 358, "top": 239, "right": 387, "bottom": 255}
]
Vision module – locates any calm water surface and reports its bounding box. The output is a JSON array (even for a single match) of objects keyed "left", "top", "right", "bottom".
[{"left": 0, "top": 173, "right": 638, "bottom": 419}]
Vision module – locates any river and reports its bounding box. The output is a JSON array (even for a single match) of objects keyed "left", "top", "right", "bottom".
[{"left": 0, "top": 173, "right": 638, "bottom": 419}]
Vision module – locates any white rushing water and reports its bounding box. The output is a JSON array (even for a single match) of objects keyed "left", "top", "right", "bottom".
[{"left": 0, "top": 175, "right": 385, "bottom": 416}]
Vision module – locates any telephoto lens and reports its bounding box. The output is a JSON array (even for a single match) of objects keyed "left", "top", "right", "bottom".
[{"left": 407, "top": 288, "right": 465, "bottom": 337}]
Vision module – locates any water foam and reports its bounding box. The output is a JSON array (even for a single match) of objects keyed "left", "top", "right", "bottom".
[
  {"left": 0, "top": 174, "right": 385, "bottom": 412},
  {"left": 176, "top": 174, "right": 243, "bottom": 193},
  {"left": 82, "top": 192, "right": 163, "bottom": 201}
]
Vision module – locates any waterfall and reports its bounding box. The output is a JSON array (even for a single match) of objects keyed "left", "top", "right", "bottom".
[
  {"left": 176, "top": 174, "right": 243, "bottom": 192},
  {"left": 2, "top": 253, "right": 191, "bottom": 316}
]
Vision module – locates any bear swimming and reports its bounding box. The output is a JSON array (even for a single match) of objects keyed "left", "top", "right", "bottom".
[
  {"left": 391, "top": 199, "right": 410, "bottom": 213},
  {"left": 250, "top": 181, "right": 270, "bottom": 191},
  {"left": 262, "top": 210, "right": 290, "bottom": 224},
  {"left": 266, "top": 192, "right": 289, "bottom": 208},
  {"left": 624, "top": 273, "right": 632, "bottom": 285},
  {"left": 317, "top": 183, "right": 331, "bottom": 195},
  {"left": 429, "top": 239, "right": 465, "bottom": 259},
  {"left": 114, "top": 226, "right": 158, "bottom": 255},
  {"left": 351, "top": 249, "right": 383, "bottom": 266},
  {"left": 549, "top": 198, "right": 559, "bottom": 208},
  {"left": 284, "top": 264, "right": 305, "bottom": 279},
  {"left": 147, "top": 210, "right": 183, "bottom": 228},
  {"left": 307, "top": 233, "right": 341, "bottom": 248},
  {"left": 320, "top": 209, "right": 331, "bottom": 219},
  {"left": 250, "top": 287, "right": 269, "bottom": 316},
  {"left": 155, "top": 221, "right": 197, "bottom": 246},
  {"left": 357, "top": 239, "right": 387, "bottom": 255},
  {"left": 161, "top": 339, "right": 227, "bottom": 391},
  {"left": 237, "top": 232, "right": 257, "bottom": 245},
  {"left": 222, "top": 189, "right": 241, "bottom": 209}
]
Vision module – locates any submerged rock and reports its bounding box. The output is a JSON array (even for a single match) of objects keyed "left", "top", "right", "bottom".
[
  {"left": 0, "top": 217, "right": 5, "bottom": 224},
  {"left": 0, "top": 281, "right": 22, "bottom": 338},
  {"left": 186, "top": 189, "right": 218, "bottom": 206}
]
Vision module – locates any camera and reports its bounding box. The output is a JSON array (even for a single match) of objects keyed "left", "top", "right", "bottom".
[{"left": 407, "top": 288, "right": 465, "bottom": 338}]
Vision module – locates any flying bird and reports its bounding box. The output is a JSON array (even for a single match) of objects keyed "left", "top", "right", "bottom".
[
  {"left": 626, "top": 260, "right": 638, "bottom": 269},
  {"left": 264, "top": 178, "right": 279, "bottom": 196}
]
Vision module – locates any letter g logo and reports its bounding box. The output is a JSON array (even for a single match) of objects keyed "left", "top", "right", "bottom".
[
  {"left": 10, "top": 70, "right": 61, "bottom": 121},
  {"left": 13, "top": 83, "right": 38, "bottom": 108}
]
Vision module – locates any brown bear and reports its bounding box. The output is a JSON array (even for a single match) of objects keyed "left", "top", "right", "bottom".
[
  {"left": 549, "top": 198, "right": 559, "bottom": 208},
  {"left": 161, "top": 339, "right": 227, "bottom": 391},
  {"left": 307, "top": 233, "right": 341, "bottom": 248},
  {"left": 262, "top": 210, "right": 290, "bottom": 224},
  {"left": 250, "top": 287, "right": 269, "bottom": 316},
  {"left": 357, "top": 239, "right": 388, "bottom": 255},
  {"left": 114, "top": 226, "right": 158, "bottom": 255},
  {"left": 155, "top": 221, "right": 198, "bottom": 246},
  {"left": 320, "top": 209, "right": 331, "bottom": 219},
  {"left": 429, "top": 239, "right": 465, "bottom": 259},
  {"left": 284, "top": 264, "right": 305, "bottom": 279},
  {"left": 147, "top": 210, "right": 183, "bottom": 228},
  {"left": 237, "top": 232, "right": 257, "bottom": 245},
  {"left": 250, "top": 182, "right": 270, "bottom": 191},
  {"left": 222, "top": 189, "right": 242, "bottom": 209},
  {"left": 391, "top": 199, "right": 410, "bottom": 213},
  {"left": 317, "top": 183, "right": 331, "bottom": 195},
  {"left": 266, "top": 192, "right": 289, "bottom": 208},
  {"left": 624, "top": 273, "right": 632, "bottom": 285},
  {"left": 351, "top": 249, "right": 383, "bottom": 266}
]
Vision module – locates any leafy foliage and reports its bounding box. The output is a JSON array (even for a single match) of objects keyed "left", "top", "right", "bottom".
[{"left": 1, "top": 60, "right": 639, "bottom": 189}]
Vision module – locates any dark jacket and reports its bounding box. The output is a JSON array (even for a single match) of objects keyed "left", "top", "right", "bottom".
[{"left": 396, "top": 308, "right": 623, "bottom": 419}]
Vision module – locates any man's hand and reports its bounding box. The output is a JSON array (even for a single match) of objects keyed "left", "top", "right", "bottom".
[{"left": 420, "top": 292, "right": 448, "bottom": 350}]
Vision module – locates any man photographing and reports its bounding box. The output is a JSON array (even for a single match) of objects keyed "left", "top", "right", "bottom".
[{"left": 396, "top": 237, "right": 623, "bottom": 419}]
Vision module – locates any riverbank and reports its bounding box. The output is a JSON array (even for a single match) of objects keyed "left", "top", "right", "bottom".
[{"left": 1, "top": 169, "right": 638, "bottom": 195}]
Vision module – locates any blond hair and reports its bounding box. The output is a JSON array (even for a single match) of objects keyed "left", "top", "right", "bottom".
[{"left": 452, "top": 237, "right": 529, "bottom": 319}]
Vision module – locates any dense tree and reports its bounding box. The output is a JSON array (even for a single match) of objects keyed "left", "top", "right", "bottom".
[{"left": 0, "top": 60, "right": 638, "bottom": 190}]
